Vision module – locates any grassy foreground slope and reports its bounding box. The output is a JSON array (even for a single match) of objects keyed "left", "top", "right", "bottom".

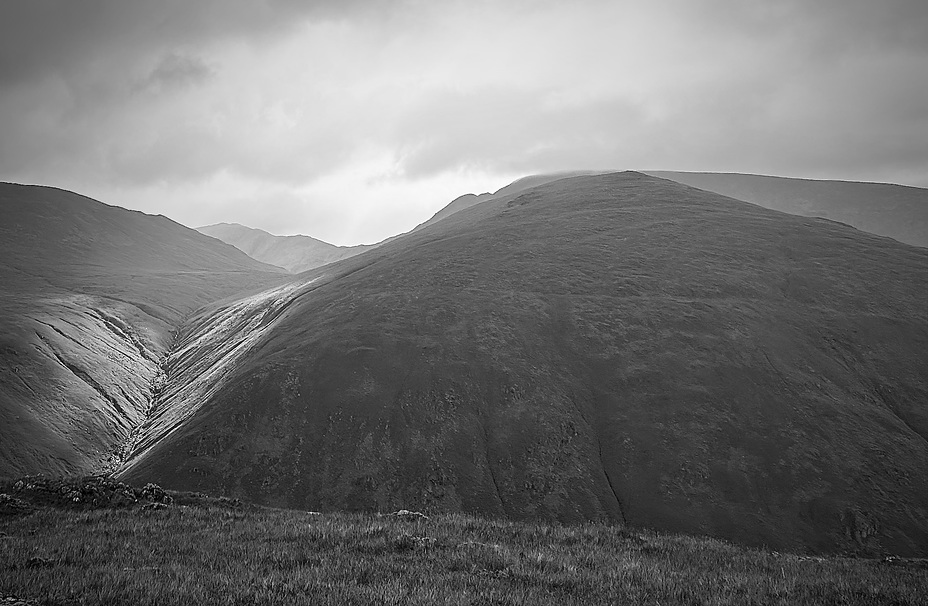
[
  {"left": 120, "top": 171, "right": 928, "bottom": 556},
  {"left": 0, "top": 183, "right": 286, "bottom": 478},
  {"left": 647, "top": 171, "right": 928, "bottom": 247},
  {"left": 0, "top": 480, "right": 925, "bottom": 605}
]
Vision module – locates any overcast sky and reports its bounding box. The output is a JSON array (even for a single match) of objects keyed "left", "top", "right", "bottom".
[{"left": 1, "top": 0, "right": 926, "bottom": 245}]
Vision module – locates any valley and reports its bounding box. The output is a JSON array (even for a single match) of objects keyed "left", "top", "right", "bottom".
[{"left": 0, "top": 183, "right": 287, "bottom": 478}]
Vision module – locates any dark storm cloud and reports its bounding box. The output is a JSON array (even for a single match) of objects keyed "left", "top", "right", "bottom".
[
  {"left": 144, "top": 53, "right": 215, "bottom": 91},
  {"left": 684, "top": 0, "right": 928, "bottom": 53},
  {"left": 0, "top": 0, "right": 392, "bottom": 86},
  {"left": 0, "top": 0, "right": 388, "bottom": 186}
]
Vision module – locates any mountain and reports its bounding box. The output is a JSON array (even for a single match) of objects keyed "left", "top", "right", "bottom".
[
  {"left": 117, "top": 171, "right": 928, "bottom": 556},
  {"left": 0, "top": 183, "right": 286, "bottom": 479},
  {"left": 197, "top": 223, "right": 375, "bottom": 274},
  {"left": 647, "top": 171, "right": 928, "bottom": 247}
]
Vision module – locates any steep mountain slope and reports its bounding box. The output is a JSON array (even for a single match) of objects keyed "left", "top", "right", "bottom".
[
  {"left": 412, "top": 170, "right": 603, "bottom": 232},
  {"left": 197, "top": 223, "right": 375, "bottom": 273},
  {"left": 647, "top": 171, "right": 928, "bottom": 247},
  {"left": 119, "top": 172, "right": 928, "bottom": 556},
  {"left": 0, "top": 183, "right": 287, "bottom": 478}
]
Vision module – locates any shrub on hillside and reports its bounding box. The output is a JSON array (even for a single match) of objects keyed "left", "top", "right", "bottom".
[{"left": 3, "top": 475, "right": 172, "bottom": 510}]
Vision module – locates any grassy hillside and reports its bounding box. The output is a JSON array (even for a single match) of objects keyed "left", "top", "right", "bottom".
[
  {"left": 1, "top": 477, "right": 925, "bottom": 605},
  {"left": 118, "top": 172, "right": 928, "bottom": 556},
  {"left": 647, "top": 171, "right": 928, "bottom": 247},
  {"left": 197, "top": 223, "right": 375, "bottom": 273},
  {"left": 0, "top": 183, "right": 287, "bottom": 478}
]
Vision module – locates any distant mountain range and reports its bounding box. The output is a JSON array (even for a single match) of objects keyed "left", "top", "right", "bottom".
[
  {"left": 2, "top": 172, "right": 926, "bottom": 557},
  {"left": 197, "top": 223, "right": 376, "bottom": 274},
  {"left": 649, "top": 171, "right": 928, "bottom": 247}
]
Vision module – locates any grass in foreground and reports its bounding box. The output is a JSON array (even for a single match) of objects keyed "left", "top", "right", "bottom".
[{"left": 0, "top": 479, "right": 926, "bottom": 605}]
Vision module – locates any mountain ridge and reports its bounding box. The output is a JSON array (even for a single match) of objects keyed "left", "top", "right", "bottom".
[
  {"left": 197, "top": 222, "right": 376, "bottom": 274},
  {"left": 646, "top": 171, "right": 928, "bottom": 247},
  {"left": 409, "top": 170, "right": 606, "bottom": 233}
]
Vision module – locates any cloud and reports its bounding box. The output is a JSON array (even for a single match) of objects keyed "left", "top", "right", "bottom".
[
  {"left": 391, "top": 87, "right": 649, "bottom": 177},
  {"left": 385, "top": 0, "right": 928, "bottom": 182},
  {"left": 143, "top": 53, "right": 216, "bottom": 92},
  {"left": 0, "top": 0, "right": 398, "bottom": 86},
  {"left": 0, "top": 0, "right": 925, "bottom": 243}
]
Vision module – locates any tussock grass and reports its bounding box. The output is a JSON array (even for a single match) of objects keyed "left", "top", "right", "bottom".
[{"left": 1, "top": 502, "right": 925, "bottom": 605}]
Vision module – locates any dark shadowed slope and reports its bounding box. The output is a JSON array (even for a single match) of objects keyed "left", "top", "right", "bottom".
[
  {"left": 197, "top": 223, "right": 375, "bottom": 273},
  {"left": 119, "top": 172, "right": 928, "bottom": 556},
  {"left": 647, "top": 171, "right": 928, "bottom": 247},
  {"left": 0, "top": 183, "right": 286, "bottom": 478}
]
